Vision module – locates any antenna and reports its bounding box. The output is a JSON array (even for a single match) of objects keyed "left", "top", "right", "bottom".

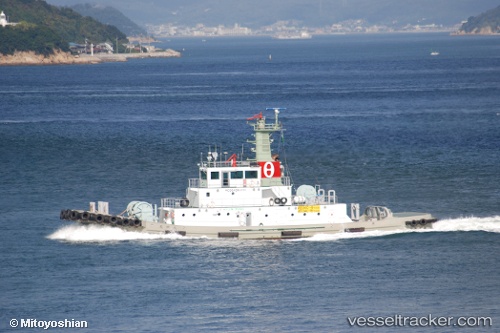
[
  {"left": 265, "top": 107, "right": 286, "bottom": 126},
  {"left": 207, "top": 145, "right": 213, "bottom": 166}
]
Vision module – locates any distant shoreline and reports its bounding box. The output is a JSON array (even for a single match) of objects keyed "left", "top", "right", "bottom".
[
  {"left": 451, "top": 31, "right": 500, "bottom": 36},
  {"left": 0, "top": 49, "right": 181, "bottom": 66},
  {"left": 149, "top": 31, "right": 500, "bottom": 39}
]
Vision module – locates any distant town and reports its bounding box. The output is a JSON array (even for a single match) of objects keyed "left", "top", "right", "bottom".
[{"left": 146, "top": 19, "right": 459, "bottom": 38}]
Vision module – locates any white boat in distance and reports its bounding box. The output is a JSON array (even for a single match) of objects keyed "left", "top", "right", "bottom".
[
  {"left": 272, "top": 32, "right": 312, "bottom": 39},
  {"left": 60, "top": 108, "right": 437, "bottom": 239}
]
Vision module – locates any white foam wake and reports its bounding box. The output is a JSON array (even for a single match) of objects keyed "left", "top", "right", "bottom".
[
  {"left": 47, "top": 224, "right": 188, "bottom": 243},
  {"left": 431, "top": 215, "right": 500, "bottom": 233},
  {"left": 295, "top": 215, "right": 500, "bottom": 242},
  {"left": 48, "top": 216, "right": 500, "bottom": 243}
]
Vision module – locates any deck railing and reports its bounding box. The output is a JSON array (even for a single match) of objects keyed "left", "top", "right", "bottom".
[
  {"left": 161, "top": 198, "right": 184, "bottom": 208},
  {"left": 203, "top": 160, "right": 252, "bottom": 168},
  {"left": 188, "top": 176, "right": 291, "bottom": 188}
]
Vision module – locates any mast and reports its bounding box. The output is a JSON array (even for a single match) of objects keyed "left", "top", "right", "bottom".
[{"left": 247, "top": 108, "right": 286, "bottom": 186}]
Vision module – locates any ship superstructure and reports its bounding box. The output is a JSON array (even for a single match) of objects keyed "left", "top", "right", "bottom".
[{"left": 60, "top": 108, "right": 437, "bottom": 239}]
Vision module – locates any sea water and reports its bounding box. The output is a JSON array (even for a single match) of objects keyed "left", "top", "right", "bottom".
[{"left": 1, "top": 34, "right": 499, "bottom": 332}]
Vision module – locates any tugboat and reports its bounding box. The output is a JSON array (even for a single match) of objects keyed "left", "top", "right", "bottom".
[{"left": 59, "top": 108, "right": 437, "bottom": 239}]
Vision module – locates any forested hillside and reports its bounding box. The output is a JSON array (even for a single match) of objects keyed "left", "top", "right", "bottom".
[
  {"left": 459, "top": 5, "right": 500, "bottom": 34},
  {"left": 0, "top": 22, "right": 69, "bottom": 56},
  {"left": 0, "top": 0, "right": 127, "bottom": 55}
]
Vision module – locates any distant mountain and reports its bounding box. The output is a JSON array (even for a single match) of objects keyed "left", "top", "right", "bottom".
[
  {"left": 71, "top": 3, "right": 147, "bottom": 36},
  {"left": 46, "top": 0, "right": 500, "bottom": 28},
  {"left": 0, "top": 0, "right": 127, "bottom": 56},
  {"left": 458, "top": 5, "right": 500, "bottom": 34}
]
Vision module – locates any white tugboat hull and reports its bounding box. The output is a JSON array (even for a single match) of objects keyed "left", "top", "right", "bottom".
[{"left": 61, "top": 208, "right": 436, "bottom": 239}]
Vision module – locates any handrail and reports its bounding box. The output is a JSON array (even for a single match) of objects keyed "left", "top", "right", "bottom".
[
  {"left": 161, "top": 198, "right": 184, "bottom": 208},
  {"left": 189, "top": 176, "right": 291, "bottom": 189},
  {"left": 251, "top": 122, "right": 282, "bottom": 131},
  {"left": 202, "top": 160, "right": 253, "bottom": 168}
]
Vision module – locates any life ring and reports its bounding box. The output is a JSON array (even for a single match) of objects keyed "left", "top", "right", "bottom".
[
  {"left": 274, "top": 198, "right": 281, "bottom": 205},
  {"left": 108, "top": 216, "right": 117, "bottom": 225},
  {"left": 280, "top": 197, "right": 287, "bottom": 205},
  {"left": 269, "top": 198, "right": 275, "bottom": 206},
  {"left": 122, "top": 218, "right": 130, "bottom": 226},
  {"left": 133, "top": 219, "right": 141, "bottom": 227},
  {"left": 419, "top": 219, "right": 427, "bottom": 225},
  {"left": 81, "top": 212, "right": 90, "bottom": 220},
  {"left": 96, "top": 214, "right": 104, "bottom": 223},
  {"left": 180, "top": 199, "right": 189, "bottom": 207},
  {"left": 411, "top": 220, "right": 417, "bottom": 226}
]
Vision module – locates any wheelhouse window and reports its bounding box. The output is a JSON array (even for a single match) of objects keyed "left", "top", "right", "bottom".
[
  {"left": 200, "top": 170, "right": 207, "bottom": 180},
  {"left": 245, "top": 170, "right": 258, "bottom": 179},
  {"left": 230, "top": 171, "right": 243, "bottom": 179},
  {"left": 211, "top": 171, "right": 220, "bottom": 180}
]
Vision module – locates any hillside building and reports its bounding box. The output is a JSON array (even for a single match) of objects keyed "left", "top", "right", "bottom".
[{"left": 0, "top": 11, "right": 17, "bottom": 27}]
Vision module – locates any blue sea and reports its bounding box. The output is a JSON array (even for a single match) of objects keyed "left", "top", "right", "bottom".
[{"left": 1, "top": 34, "right": 499, "bottom": 332}]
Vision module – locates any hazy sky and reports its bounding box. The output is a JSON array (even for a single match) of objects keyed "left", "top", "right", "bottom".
[{"left": 45, "top": 0, "right": 498, "bottom": 26}]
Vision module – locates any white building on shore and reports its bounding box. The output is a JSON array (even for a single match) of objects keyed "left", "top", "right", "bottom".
[{"left": 0, "top": 11, "right": 18, "bottom": 27}]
